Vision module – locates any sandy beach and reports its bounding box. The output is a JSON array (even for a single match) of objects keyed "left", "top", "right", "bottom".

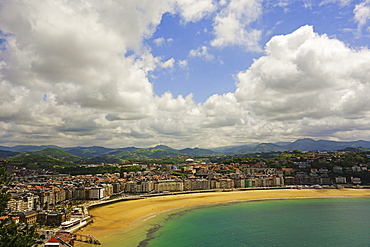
[{"left": 77, "top": 189, "right": 370, "bottom": 246}]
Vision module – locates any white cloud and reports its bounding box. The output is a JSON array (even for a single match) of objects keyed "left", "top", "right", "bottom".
[
  {"left": 1, "top": 1, "right": 370, "bottom": 148},
  {"left": 235, "top": 25, "right": 370, "bottom": 125},
  {"left": 275, "top": 0, "right": 292, "bottom": 7},
  {"left": 189, "top": 46, "right": 215, "bottom": 61},
  {"left": 0, "top": 0, "right": 172, "bottom": 146},
  {"left": 162, "top": 58, "right": 176, "bottom": 68},
  {"left": 211, "top": 0, "right": 263, "bottom": 51},
  {"left": 320, "top": 0, "right": 352, "bottom": 7},
  {"left": 176, "top": 0, "right": 216, "bottom": 23},
  {"left": 153, "top": 37, "right": 174, "bottom": 47},
  {"left": 302, "top": 0, "right": 313, "bottom": 8},
  {"left": 178, "top": 59, "right": 188, "bottom": 68},
  {"left": 154, "top": 37, "right": 166, "bottom": 46},
  {"left": 354, "top": 0, "right": 370, "bottom": 33}
]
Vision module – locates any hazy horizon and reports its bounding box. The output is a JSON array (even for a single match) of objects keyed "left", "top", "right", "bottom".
[{"left": 1, "top": 1, "right": 370, "bottom": 149}]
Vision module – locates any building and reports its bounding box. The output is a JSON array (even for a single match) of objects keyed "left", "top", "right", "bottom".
[
  {"left": 154, "top": 180, "right": 183, "bottom": 193},
  {"left": 245, "top": 177, "right": 284, "bottom": 187},
  {"left": 351, "top": 177, "right": 362, "bottom": 184},
  {"left": 184, "top": 179, "right": 210, "bottom": 191},
  {"left": 211, "top": 179, "right": 234, "bottom": 189},
  {"left": 37, "top": 210, "right": 71, "bottom": 226},
  {"left": 89, "top": 187, "right": 104, "bottom": 200},
  {"left": 44, "top": 236, "right": 70, "bottom": 247},
  {"left": 17, "top": 210, "right": 38, "bottom": 224},
  {"left": 73, "top": 187, "right": 90, "bottom": 200},
  {"left": 335, "top": 177, "right": 347, "bottom": 184},
  {"left": 245, "top": 168, "right": 276, "bottom": 176}
]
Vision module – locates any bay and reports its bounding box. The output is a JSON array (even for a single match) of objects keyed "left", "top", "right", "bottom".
[{"left": 143, "top": 198, "right": 370, "bottom": 247}]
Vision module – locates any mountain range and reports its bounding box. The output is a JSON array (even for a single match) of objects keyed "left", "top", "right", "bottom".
[{"left": 1, "top": 138, "right": 370, "bottom": 160}]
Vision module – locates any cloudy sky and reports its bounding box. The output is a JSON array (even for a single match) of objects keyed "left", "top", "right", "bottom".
[{"left": 1, "top": 0, "right": 370, "bottom": 149}]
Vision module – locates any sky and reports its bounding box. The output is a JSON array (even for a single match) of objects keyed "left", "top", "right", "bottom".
[{"left": 0, "top": 0, "right": 370, "bottom": 149}]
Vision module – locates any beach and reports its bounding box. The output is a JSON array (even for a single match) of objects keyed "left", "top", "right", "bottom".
[{"left": 77, "top": 189, "right": 370, "bottom": 246}]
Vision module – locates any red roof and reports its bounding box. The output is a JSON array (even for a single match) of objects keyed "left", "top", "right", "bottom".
[{"left": 47, "top": 237, "right": 60, "bottom": 243}]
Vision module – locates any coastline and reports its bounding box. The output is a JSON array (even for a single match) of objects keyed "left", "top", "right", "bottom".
[{"left": 76, "top": 189, "right": 370, "bottom": 246}]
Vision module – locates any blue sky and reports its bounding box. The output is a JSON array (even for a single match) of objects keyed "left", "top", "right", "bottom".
[
  {"left": 0, "top": 0, "right": 370, "bottom": 148},
  {"left": 148, "top": 1, "right": 364, "bottom": 102}
]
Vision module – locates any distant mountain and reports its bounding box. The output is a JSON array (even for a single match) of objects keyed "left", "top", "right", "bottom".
[
  {"left": 115, "top": 148, "right": 184, "bottom": 159},
  {"left": 211, "top": 138, "right": 370, "bottom": 154},
  {"left": 149, "top": 145, "right": 175, "bottom": 150},
  {"left": 281, "top": 139, "right": 370, "bottom": 151},
  {"left": 31, "top": 148, "right": 81, "bottom": 162},
  {"left": 0, "top": 150, "right": 20, "bottom": 158},
  {"left": 64, "top": 146, "right": 114, "bottom": 157},
  {"left": 1, "top": 139, "right": 370, "bottom": 161},
  {"left": 212, "top": 143, "right": 259, "bottom": 154},
  {"left": 274, "top": 141, "right": 292, "bottom": 146},
  {"left": 248, "top": 143, "right": 285, "bottom": 153},
  {"left": 7, "top": 154, "right": 75, "bottom": 169},
  {"left": 108, "top": 147, "right": 139, "bottom": 155},
  {"left": 213, "top": 143, "right": 284, "bottom": 154},
  {"left": 179, "top": 148, "right": 217, "bottom": 156},
  {"left": 0, "top": 145, "right": 61, "bottom": 152},
  {"left": 283, "top": 138, "right": 318, "bottom": 151},
  {"left": 0, "top": 146, "right": 13, "bottom": 151}
]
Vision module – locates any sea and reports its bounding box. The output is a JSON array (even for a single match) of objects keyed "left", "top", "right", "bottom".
[
  {"left": 85, "top": 197, "right": 370, "bottom": 247},
  {"left": 138, "top": 198, "right": 370, "bottom": 247}
]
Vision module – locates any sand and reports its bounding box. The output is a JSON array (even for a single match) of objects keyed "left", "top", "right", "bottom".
[{"left": 76, "top": 189, "right": 370, "bottom": 246}]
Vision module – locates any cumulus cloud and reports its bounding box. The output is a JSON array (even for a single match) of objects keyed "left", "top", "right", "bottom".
[
  {"left": 1, "top": 1, "right": 370, "bottom": 148},
  {"left": 234, "top": 25, "right": 370, "bottom": 140},
  {"left": 211, "top": 0, "right": 263, "bottom": 51},
  {"left": 0, "top": 0, "right": 173, "bottom": 146},
  {"left": 0, "top": 1, "right": 173, "bottom": 114}
]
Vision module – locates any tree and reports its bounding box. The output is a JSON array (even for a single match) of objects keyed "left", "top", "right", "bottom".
[
  {"left": 0, "top": 165, "right": 40, "bottom": 247},
  {"left": 0, "top": 220, "right": 40, "bottom": 247}
]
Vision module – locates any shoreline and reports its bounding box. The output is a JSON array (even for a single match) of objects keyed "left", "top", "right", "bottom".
[{"left": 76, "top": 189, "right": 370, "bottom": 246}]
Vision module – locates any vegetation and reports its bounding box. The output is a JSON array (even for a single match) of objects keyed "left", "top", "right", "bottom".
[
  {"left": 274, "top": 150, "right": 309, "bottom": 161},
  {"left": 113, "top": 148, "right": 184, "bottom": 159},
  {"left": 77, "top": 156, "right": 122, "bottom": 165},
  {"left": 121, "top": 166, "right": 144, "bottom": 173},
  {"left": 0, "top": 221, "right": 40, "bottom": 247},
  {"left": 58, "top": 165, "right": 120, "bottom": 175},
  {"left": 30, "top": 148, "right": 81, "bottom": 162},
  {"left": 7, "top": 154, "right": 75, "bottom": 170},
  {"left": 0, "top": 150, "right": 20, "bottom": 159}
]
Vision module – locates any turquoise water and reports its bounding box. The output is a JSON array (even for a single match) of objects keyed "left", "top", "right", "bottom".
[{"left": 142, "top": 198, "right": 370, "bottom": 247}]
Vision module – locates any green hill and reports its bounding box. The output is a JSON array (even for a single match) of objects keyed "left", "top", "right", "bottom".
[
  {"left": 7, "top": 154, "right": 75, "bottom": 170},
  {"left": 64, "top": 146, "right": 114, "bottom": 157},
  {"left": 179, "top": 148, "right": 217, "bottom": 156},
  {"left": 0, "top": 150, "right": 20, "bottom": 158},
  {"left": 31, "top": 148, "right": 81, "bottom": 162},
  {"left": 114, "top": 148, "right": 184, "bottom": 160}
]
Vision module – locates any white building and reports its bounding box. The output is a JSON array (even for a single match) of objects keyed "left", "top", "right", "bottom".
[{"left": 89, "top": 187, "right": 104, "bottom": 200}]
